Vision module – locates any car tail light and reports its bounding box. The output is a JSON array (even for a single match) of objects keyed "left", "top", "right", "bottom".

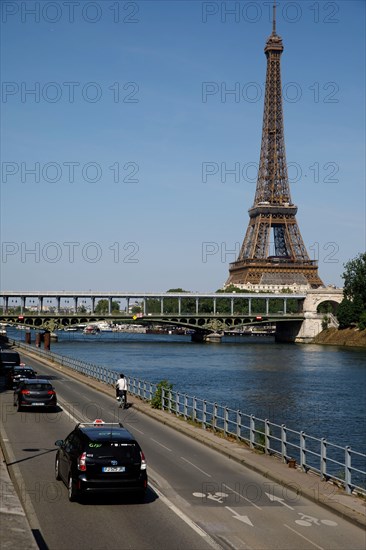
[
  {"left": 140, "top": 450, "right": 147, "bottom": 470},
  {"left": 21, "top": 390, "right": 30, "bottom": 395},
  {"left": 47, "top": 390, "right": 55, "bottom": 395},
  {"left": 78, "top": 452, "right": 87, "bottom": 471}
]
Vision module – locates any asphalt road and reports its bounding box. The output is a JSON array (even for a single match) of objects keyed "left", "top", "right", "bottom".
[{"left": 1, "top": 355, "right": 365, "bottom": 550}]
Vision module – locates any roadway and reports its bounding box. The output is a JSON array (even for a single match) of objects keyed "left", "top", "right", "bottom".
[{"left": 1, "top": 354, "right": 365, "bottom": 550}]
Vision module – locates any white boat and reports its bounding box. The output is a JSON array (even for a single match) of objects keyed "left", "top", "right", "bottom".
[{"left": 96, "top": 321, "right": 114, "bottom": 332}]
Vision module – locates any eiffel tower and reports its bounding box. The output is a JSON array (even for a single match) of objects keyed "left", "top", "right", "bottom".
[{"left": 226, "top": 3, "right": 323, "bottom": 290}]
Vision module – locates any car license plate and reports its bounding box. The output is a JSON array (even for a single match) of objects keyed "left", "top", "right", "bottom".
[
  {"left": 102, "top": 466, "right": 125, "bottom": 473},
  {"left": 32, "top": 403, "right": 45, "bottom": 406}
]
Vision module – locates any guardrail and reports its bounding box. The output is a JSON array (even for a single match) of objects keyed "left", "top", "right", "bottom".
[
  {"left": 160, "top": 389, "right": 366, "bottom": 496},
  {"left": 13, "top": 341, "right": 365, "bottom": 496}
]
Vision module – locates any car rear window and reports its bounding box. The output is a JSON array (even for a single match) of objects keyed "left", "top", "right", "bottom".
[
  {"left": 90, "top": 442, "right": 140, "bottom": 460},
  {"left": 15, "top": 369, "right": 34, "bottom": 375},
  {"left": 1, "top": 352, "right": 20, "bottom": 363},
  {"left": 25, "top": 383, "right": 52, "bottom": 391}
]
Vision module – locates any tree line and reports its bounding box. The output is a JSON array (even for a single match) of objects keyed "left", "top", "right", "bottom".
[{"left": 337, "top": 252, "right": 366, "bottom": 330}]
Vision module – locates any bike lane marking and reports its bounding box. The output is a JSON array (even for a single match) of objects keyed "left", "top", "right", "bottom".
[{"left": 150, "top": 480, "right": 223, "bottom": 550}]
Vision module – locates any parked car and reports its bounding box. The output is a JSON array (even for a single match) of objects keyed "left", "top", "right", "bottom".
[
  {"left": 0, "top": 350, "right": 21, "bottom": 374},
  {"left": 55, "top": 420, "right": 148, "bottom": 502},
  {"left": 13, "top": 379, "right": 57, "bottom": 411},
  {"left": 7, "top": 365, "right": 37, "bottom": 389}
]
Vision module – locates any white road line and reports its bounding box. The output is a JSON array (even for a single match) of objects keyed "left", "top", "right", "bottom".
[
  {"left": 150, "top": 481, "right": 222, "bottom": 550},
  {"left": 150, "top": 438, "right": 172, "bottom": 452},
  {"left": 180, "top": 456, "right": 212, "bottom": 478},
  {"left": 284, "top": 524, "right": 325, "bottom": 550},
  {"left": 223, "top": 483, "right": 262, "bottom": 510},
  {"left": 57, "top": 399, "right": 83, "bottom": 424},
  {"left": 126, "top": 425, "right": 145, "bottom": 436}
]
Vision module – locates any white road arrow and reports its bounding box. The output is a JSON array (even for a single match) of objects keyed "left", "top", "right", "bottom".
[
  {"left": 225, "top": 506, "right": 254, "bottom": 526},
  {"left": 265, "top": 492, "right": 294, "bottom": 510}
]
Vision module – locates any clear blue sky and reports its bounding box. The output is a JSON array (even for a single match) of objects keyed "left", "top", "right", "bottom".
[{"left": 1, "top": 0, "right": 365, "bottom": 292}]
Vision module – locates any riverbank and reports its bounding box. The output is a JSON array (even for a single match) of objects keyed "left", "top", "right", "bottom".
[{"left": 313, "top": 327, "right": 366, "bottom": 348}]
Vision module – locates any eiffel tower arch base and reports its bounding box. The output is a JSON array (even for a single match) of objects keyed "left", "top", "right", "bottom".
[{"left": 226, "top": 261, "right": 323, "bottom": 291}]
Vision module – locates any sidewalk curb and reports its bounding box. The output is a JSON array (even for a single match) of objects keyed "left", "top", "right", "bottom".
[{"left": 0, "top": 423, "right": 40, "bottom": 550}]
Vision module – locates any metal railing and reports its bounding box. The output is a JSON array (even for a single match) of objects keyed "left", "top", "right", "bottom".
[{"left": 13, "top": 340, "right": 365, "bottom": 496}]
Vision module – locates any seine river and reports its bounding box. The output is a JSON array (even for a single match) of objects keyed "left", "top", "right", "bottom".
[{"left": 10, "top": 329, "right": 366, "bottom": 454}]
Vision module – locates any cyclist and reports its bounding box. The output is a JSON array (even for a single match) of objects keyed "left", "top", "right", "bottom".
[{"left": 116, "top": 373, "right": 128, "bottom": 408}]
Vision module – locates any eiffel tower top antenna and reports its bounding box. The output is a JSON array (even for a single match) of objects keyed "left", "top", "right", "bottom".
[{"left": 272, "top": 1, "right": 277, "bottom": 35}]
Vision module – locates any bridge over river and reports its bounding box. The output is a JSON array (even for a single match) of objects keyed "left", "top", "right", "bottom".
[{"left": 0, "top": 289, "right": 343, "bottom": 343}]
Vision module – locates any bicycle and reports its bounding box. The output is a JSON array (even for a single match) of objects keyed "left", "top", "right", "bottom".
[{"left": 117, "top": 391, "right": 127, "bottom": 409}]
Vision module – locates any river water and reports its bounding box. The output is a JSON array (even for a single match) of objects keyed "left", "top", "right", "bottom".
[{"left": 9, "top": 328, "right": 366, "bottom": 454}]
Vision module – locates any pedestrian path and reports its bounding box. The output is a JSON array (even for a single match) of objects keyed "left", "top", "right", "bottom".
[{"left": 0, "top": 444, "right": 38, "bottom": 549}]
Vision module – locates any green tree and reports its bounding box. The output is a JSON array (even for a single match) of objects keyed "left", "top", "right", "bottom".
[
  {"left": 342, "top": 253, "right": 366, "bottom": 307},
  {"left": 94, "top": 299, "right": 120, "bottom": 315},
  {"left": 151, "top": 380, "right": 173, "bottom": 409},
  {"left": 339, "top": 253, "right": 366, "bottom": 328},
  {"left": 337, "top": 299, "right": 359, "bottom": 329}
]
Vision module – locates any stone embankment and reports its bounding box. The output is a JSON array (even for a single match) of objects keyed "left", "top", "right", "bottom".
[{"left": 313, "top": 327, "right": 366, "bottom": 348}]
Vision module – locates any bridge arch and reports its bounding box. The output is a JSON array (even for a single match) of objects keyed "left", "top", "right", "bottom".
[
  {"left": 316, "top": 299, "right": 340, "bottom": 315},
  {"left": 302, "top": 288, "right": 343, "bottom": 315}
]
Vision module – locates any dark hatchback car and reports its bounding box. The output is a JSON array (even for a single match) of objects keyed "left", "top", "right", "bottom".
[
  {"left": 7, "top": 365, "right": 37, "bottom": 389},
  {"left": 13, "top": 379, "right": 57, "bottom": 411},
  {"left": 55, "top": 420, "right": 148, "bottom": 502}
]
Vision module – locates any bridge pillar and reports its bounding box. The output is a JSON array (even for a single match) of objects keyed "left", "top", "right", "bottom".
[
  {"left": 275, "top": 321, "right": 303, "bottom": 343},
  {"left": 108, "top": 298, "right": 112, "bottom": 315},
  {"left": 20, "top": 297, "right": 25, "bottom": 313},
  {"left": 56, "top": 297, "right": 61, "bottom": 313},
  {"left": 294, "top": 313, "right": 324, "bottom": 343},
  {"left": 38, "top": 297, "right": 43, "bottom": 314},
  {"left": 91, "top": 297, "right": 95, "bottom": 314},
  {"left": 44, "top": 332, "right": 51, "bottom": 350}
]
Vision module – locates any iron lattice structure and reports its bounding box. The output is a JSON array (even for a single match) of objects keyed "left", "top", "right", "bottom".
[{"left": 227, "top": 8, "right": 323, "bottom": 288}]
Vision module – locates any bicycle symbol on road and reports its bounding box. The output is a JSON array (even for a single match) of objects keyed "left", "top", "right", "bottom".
[
  {"left": 295, "top": 513, "right": 338, "bottom": 527},
  {"left": 192, "top": 491, "right": 229, "bottom": 503}
]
